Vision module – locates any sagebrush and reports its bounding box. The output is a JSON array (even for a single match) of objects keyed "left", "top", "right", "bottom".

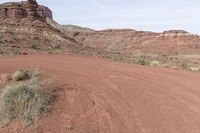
[{"left": 0, "top": 78, "right": 53, "bottom": 127}]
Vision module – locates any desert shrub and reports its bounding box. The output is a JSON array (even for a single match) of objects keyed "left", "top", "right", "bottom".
[
  {"left": 150, "top": 60, "right": 160, "bottom": 66},
  {"left": 0, "top": 50, "right": 4, "bottom": 55},
  {"left": 31, "top": 44, "right": 40, "bottom": 49},
  {"left": 136, "top": 58, "right": 150, "bottom": 66},
  {"left": 10, "top": 48, "right": 20, "bottom": 55},
  {"left": 31, "top": 68, "right": 40, "bottom": 77},
  {"left": 53, "top": 45, "right": 61, "bottom": 49},
  {"left": 0, "top": 79, "right": 52, "bottom": 127},
  {"left": 12, "top": 68, "right": 39, "bottom": 81},
  {"left": 48, "top": 49, "right": 54, "bottom": 54},
  {"left": 31, "top": 44, "right": 37, "bottom": 49},
  {"left": 180, "top": 63, "right": 188, "bottom": 70},
  {"left": 12, "top": 70, "right": 30, "bottom": 81}
]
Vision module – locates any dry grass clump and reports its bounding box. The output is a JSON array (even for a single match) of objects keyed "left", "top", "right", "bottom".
[
  {"left": 0, "top": 69, "right": 53, "bottom": 127},
  {"left": 150, "top": 60, "right": 160, "bottom": 66},
  {"left": 179, "top": 63, "right": 189, "bottom": 70},
  {"left": 136, "top": 58, "right": 150, "bottom": 66},
  {"left": 12, "top": 68, "right": 40, "bottom": 81},
  {"left": 12, "top": 70, "right": 31, "bottom": 81},
  {"left": 190, "top": 67, "right": 200, "bottom": 72}
]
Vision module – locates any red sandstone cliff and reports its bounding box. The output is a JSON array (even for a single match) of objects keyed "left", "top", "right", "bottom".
[
  {"left": 0, "top": 0, "right": 48, "bottom": 26},
  {"left": 67, "top": 29, "right": 200, "bottom": 55},
  {"left": 1, "top": 0, "right": 200, "bottom": 60},
  {"left": 0, "top": 0, "right": 76, "bottom": 55}
]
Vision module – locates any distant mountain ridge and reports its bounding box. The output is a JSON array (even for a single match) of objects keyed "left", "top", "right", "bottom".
[
  {"left": 1, "top": 0, "right": 200, "bottom": 67},
  {"left": 46, "top": 18, "right": 95, "bottom": 38},
  {"left": 46, "top": 18, "right": 200, "bottom": 67},
  {"left": 46, "top": 15, "right": 200, "bottom": 55}
]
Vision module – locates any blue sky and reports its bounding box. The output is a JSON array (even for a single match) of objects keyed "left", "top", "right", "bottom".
[{"left": 1, "top": 0, "right": 200, "bottom": 34}]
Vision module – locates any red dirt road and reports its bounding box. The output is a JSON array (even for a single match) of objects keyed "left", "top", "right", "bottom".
[{"left": 1, "top": 54, "right": 200, "bottom": 133}]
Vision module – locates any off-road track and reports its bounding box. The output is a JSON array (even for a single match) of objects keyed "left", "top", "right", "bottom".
[{"left": 1, "top": 54, "right": 200, "bottom": 133}]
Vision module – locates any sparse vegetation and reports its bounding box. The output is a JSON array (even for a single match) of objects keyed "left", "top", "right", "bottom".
[
  {"left": 150, "top": 60, "right": 160, "bottom": 66},
  {"left": 11, "top": 48, "right": 20, "bottom": 55},
  {"left": 12, "top": 69, "right": 31, "bottom": 81},
  {"left": 67, "top": 48, "right": 200, "bottom": 72},
  {"left": 48, "top": 50, "right": 54, "bottom": 54},
  {"left": 179, "top": 63, "right": 189, "bottom": 70},
  {"left": 136, "top": 58, "right": 150, "bottom": 66},
  {"left": 0, "top": 50, "right": 4, "bottom": 55},
  {"left": 31, "top": 44, "right": 37, "bottom": 49},
  {"left": 31, "top": 44, "right": 38, "bottom": 49},
  {"left": 12, "top": 68, "right": 40, "bottom": 81},
  {"left": 0, "top": 68, "right": 53, "bottom": 127},
  {"left": 160, "top": 63, "right": 171, "bottom": 68},
  {"left": 0, "top": 79, "right": 52, "bottom": 127},
  {"left": 53, "top": 45, "right": 61, "bottom": 49}
]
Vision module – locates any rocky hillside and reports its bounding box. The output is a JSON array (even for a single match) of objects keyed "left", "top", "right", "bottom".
[
  {"left": 71, "top": 29, "right": 200, "bottom": 55},
  {"left": 0, "top": 0, "right": 75, "bottom": 55},
  {"left": 47, "top": 16, "right": 200, "bottom": 57},
  {"left": 1, "top": 0, "right": 200, "bottom": 67},
  {"left": 46, "top": 13, "right": 200, "bottom": 66},
  {"left": 46, "top": 18, "right": 95, "bottom": 38},
  {"left": 66, "top": 29, "right": 200, "bottom": 67}
]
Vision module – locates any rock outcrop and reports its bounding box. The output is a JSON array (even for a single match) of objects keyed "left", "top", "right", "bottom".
[
  {"left": 41, "top": 5, "right": 52, "bottom": 20},
  {"left": 158, "top": 30, "right": 199, "bottom": 40},
  {"left": 67, "top": 28, "right": 200, "bottom": 54},
  {"left": 1, "top": 0, "right": 200, "bottom": 59},
  {"left": 0, "top": 0, "right": 76, "bottom": 55},
  {"left": 46, "top": 17, "right": 95, "bottom": 38},
  {"left": 0, "top": 0, "right": 52, "bottom": 27}
]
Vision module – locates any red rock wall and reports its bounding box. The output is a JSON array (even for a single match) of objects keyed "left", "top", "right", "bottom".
[
  {"left": 0, "top": 1, "right": 53, "bottom": 26},
  {"left": 41, "top": 5, "right": 53, "bottom": 19}
]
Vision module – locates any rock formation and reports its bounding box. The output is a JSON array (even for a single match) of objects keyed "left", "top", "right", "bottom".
[
  {"left": 67, "top": 29, "right": 200, "bottom": 55},
  {"left": 0, "top": 0, "right": 53, "bottom": 27},
  {"left": 157, "top": 30, "right": 199, "bottom": 40},
  {"left": 0, "top": 0, "right": 75, "bottom": 55},
  {"left": 1, "top": 0, "right": 200, "bottom": 60},
  {"left": 46, "top": 16, "right": 200, "bottom": 55}
]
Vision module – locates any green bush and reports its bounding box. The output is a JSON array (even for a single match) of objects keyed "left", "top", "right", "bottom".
[
  {"left": 54, "top": 45, "right": 61, "bottom": 49},
  {"left": 0, "top": 79, "right": 52, "bottom": 127},
  {"left": 31, "top": 44, "right": 37, "bottom": 49},
  {"left": 180, "top": 63, "right": 188, "bottom": 70},
  {"left": 136, "top": 58, "right": 150, "bottom": 66}
]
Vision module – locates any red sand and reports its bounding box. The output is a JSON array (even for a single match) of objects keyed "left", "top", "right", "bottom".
[{"left": 1, "top": 54, "right": 200, "bottom": 133}]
